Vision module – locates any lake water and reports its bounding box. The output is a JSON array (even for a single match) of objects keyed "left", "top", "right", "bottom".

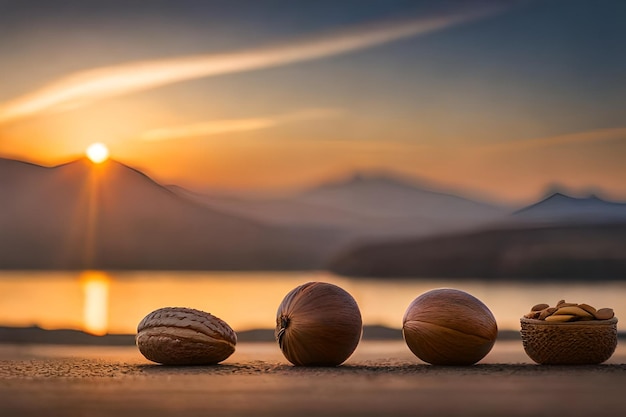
[{"left": 0, "top": 270, "right": 623, "bottom": 335}]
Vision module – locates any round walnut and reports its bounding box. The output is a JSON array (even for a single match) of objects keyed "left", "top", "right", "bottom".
[
  {"left": 136, "top": 307, "right": 236, "bottom": 365},
  {"left": 402, "top": 288, "right": 497, "bottom": 365},
  {"left": 276, "top": 282, "right": 362, "bottom": 366}
]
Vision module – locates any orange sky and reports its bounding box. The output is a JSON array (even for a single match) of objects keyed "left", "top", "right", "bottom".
[{"left": 1, "top": 1, "right": 625, "bottom": 204}]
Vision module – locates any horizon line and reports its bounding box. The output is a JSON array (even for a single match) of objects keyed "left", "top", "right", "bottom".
[{"left": 3, "top": 152, "right": 623, "bottom": 205}]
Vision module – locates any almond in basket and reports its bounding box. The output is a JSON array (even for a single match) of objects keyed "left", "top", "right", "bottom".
[
  {"left": 523, "top": 300, "right": 614, "bottom": 322},
  {"left": 520, "top": 300, "right": 618, "bottom": 365}
]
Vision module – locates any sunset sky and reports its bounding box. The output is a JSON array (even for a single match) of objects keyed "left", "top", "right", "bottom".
[{"left": 1, "top": 0, "right": 625, "bottom": 203}]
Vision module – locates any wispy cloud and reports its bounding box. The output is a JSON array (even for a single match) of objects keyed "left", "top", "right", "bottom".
[
  {"left": 0, "top": 5, "right": 504, "bottom": 125},
  {"left": 139, "top": 108, "right": 344, "bottom": 142},
  {"left": 482, "top": 127, "right": 626, "bottom": 152}
]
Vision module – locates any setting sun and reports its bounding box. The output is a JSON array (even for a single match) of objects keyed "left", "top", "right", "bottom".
[{"left": 86, "top": 143, "right": 109, "bottom": 164}]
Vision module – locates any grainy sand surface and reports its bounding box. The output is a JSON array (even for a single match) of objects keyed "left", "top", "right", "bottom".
[{"left": 1, "top": 340, "right": 625, "bottom": 417}]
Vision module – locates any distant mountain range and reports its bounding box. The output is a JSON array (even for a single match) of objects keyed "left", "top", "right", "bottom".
[
  {"left": 0, "top": 157, "right": 339, "bottom": 270},
  {"left": 329, "top": 190, "right": 626, "bottom": 279},
  {"left": 328, "top": 192, "right": 626, "bottom": 280},
  {"left": 329, "top": 221, "right": 626, "bottom": 279},
  {"left": 2, "top": 155, "right": 625, "bottom": 274},
  {"left": 170, "top": 172, "right": 510, "bottom": 239},
  {"left": 513, "top": 192, "right": 626, "bottom": 222}
]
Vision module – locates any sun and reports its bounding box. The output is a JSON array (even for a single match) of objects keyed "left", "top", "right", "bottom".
[{"left": 86, "top": 143, "right": 110, "bottom": 164}]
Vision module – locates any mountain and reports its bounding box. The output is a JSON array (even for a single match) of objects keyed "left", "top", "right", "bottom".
[
  {"left": 328, "top": 222, "right": 626, "bottom": 280},
  {"left": 0, "top": 157, "right": 339, "bottom": 270},
  {"left": 297, "top": 172, "right": 506, "bottom": 219},
  {"left": 513, "top": 192, "right": 626, "bottom": 222},
  {"left": 170, "top": 172, "right": 510, "bottom": 239},
  {"left": 325, "top": 187, "right": 626, "bottom": 280},
  {"left": 169, "top": 185, "right": 368, "bottom": 231}
]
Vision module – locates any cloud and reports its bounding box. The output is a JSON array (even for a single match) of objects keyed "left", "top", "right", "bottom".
[
  {"left": 140, "top": 118, "right": 277, "bottom": 142},
  {"left": 482, "top": 127, "right": 626, "bottom": 152},
  {"left": 0, "top": 5, "right": 504, "bottom": 125},
  {"left": 139, "top": 108, "right": 345, "bottom": 142}
]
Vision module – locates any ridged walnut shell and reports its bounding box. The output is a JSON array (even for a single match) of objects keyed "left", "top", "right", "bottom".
[
  {"left": 276, "top": 282, "right": 362, "bottom": 366},
  {"left": 402, "top": 288, "right": 497, "bottom": 365},
  {"left": 136, "top": 307, "right": 236, "bottom": 365}
]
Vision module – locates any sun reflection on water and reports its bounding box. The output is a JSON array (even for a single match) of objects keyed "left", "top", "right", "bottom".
[
  {"left": 80, "top": 271, "right": 110, "bottom": 335},
  {"left": 0, "top": 271, "right": 625, "bottom": 335}
]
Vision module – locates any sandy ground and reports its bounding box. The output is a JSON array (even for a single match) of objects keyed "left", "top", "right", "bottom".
[{"left": 1, "top": 340, "right": 625, "bottom": 417}]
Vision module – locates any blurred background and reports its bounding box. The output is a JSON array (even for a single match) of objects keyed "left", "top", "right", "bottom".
[{"left": 1, "top": 0, "right": 625, "bottom": 338}]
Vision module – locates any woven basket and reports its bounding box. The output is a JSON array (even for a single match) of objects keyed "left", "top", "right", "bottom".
[{"left": 520, "top": 317, "right": 618, "bottom": 365}]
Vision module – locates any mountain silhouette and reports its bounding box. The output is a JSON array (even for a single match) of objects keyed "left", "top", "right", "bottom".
[
  {"left": 328, "top": 189, "right": 626, "bottom": 279},
  {"left": 513, "top": 192, "right": 626, "bottom": 222},
  {"left": 170, "top": 171, "right": 509, "bottom": 239},
  {"left": 8, "top": 155, "right": 623, "bottom": 275},
  {"left": 328, "top": 222, "right": 626, "bottom": 280},
  {"left": 297, "top": 172, "right": 506, "bottom": 219},
  {"left": 0, "top": 157, "right": 338, "bottom": 270}
]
